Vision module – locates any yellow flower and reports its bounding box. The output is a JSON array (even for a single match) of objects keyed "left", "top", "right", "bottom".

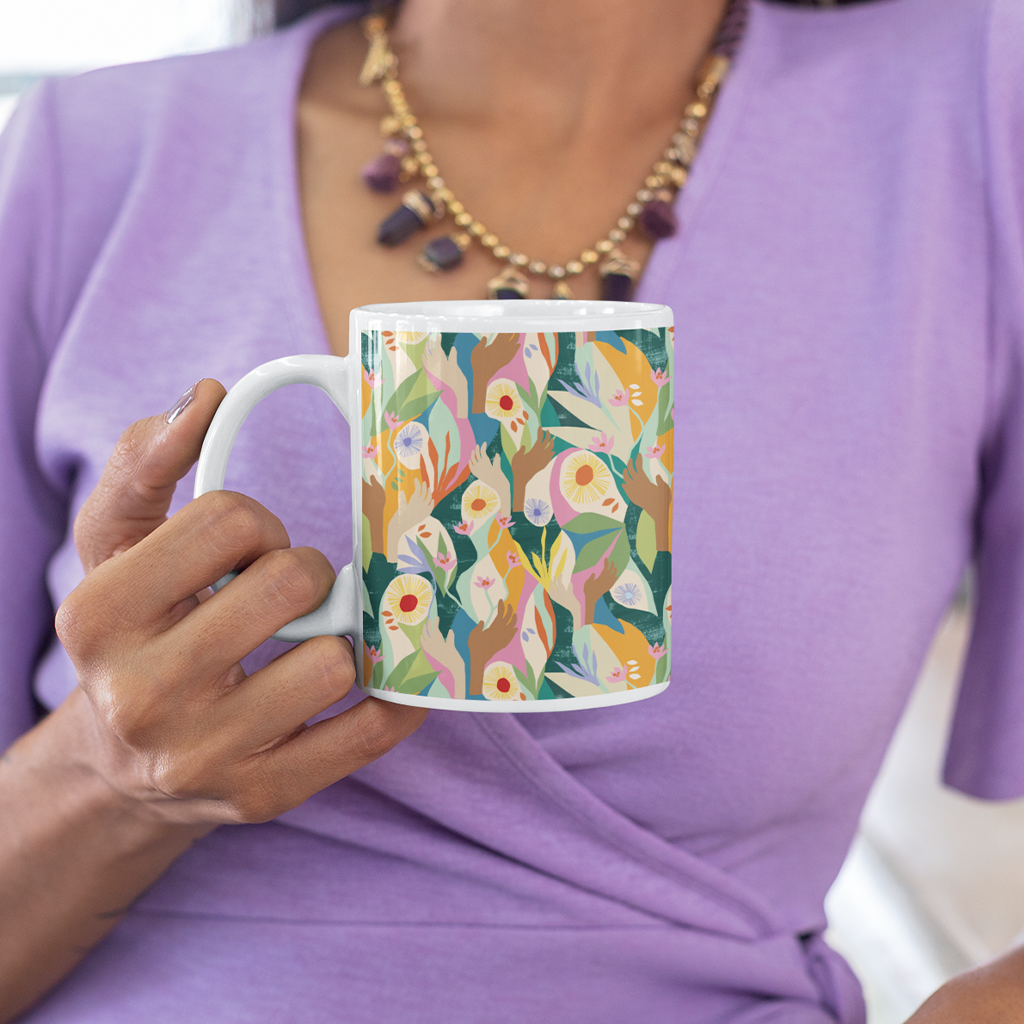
[
  {"left": 483, "top": 662, "right": 520, "bottom": 701},
  {"left": 461, "top": 481, "right": 499, "bottom": 521},
  {"left": 561, "top": 450, "right": 612, "bottom": 504},
  {"left": 485, "top": 380, "right": 522, "bottom": 421},
  {"left": 383, "top": 574, "right": 433, "bottom": 626}
]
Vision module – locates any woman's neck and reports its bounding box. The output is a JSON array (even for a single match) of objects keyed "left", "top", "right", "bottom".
[{"left": 390, "top": 0, "right": 731, "bottom": 150}]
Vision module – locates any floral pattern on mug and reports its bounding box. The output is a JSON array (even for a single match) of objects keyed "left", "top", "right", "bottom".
[{"left": 360, "top": 327, "right": 672, "bottom": 701}]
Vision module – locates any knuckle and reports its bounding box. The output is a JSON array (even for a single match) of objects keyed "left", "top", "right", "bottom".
[
  {"left": 107, "top": 424, "right": 148, "bottom": 480},
  {"left": 102, "top": 686, "right": 163, "bottom": 748},
  {"left": 197, "top": 492, "right": 268, "bottom": 562},
  {"left": 305, "top": 635, "right": 355, "bottom": 698},
  {"left": 54, "top": 583, "right": 111, "bottom": 665},
  {"left": 257, "top": 549, "right": 328, "bottom": 612}
]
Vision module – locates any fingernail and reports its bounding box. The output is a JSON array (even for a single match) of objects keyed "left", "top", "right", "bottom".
[{"left": 164, "top": 382, "right": 200, "bottom": 424}]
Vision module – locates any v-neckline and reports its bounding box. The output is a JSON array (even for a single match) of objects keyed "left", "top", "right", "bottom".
[{"left": 271, "top": 3, "right": 761, "bottom": 356}]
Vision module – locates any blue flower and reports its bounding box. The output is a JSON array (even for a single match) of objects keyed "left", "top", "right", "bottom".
[
  {"left": 613, "top": 582, "right": 642, "bottom": 607},
  {"left": 395, "top": 424, "right": 422, "bottom": 459},
  {"left": 524, "top": 498, "right": 552, "bottom": 526}
]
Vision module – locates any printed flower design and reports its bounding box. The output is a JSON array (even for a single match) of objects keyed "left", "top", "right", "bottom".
[
  {"left": 394, "top": 423, "right": 424, "bottom": 462},
  {"left": 485, "top": 380, "right": 523, "bottom": 421},
  {"left": 383, "top": 574, "right": 433, "bottom": 626},
  {"left": 462, "top": 481, "right": 499, "bottom": 521},
  {"left": 482, "top": 662, "right": 520, "bottom": 701},
  {"left": 524, "top": 498, "right": 552, "bottom": 526},
  {"left": 362, "top": 324, "right": 672, "bottom": 704},
  {"left": 613, "top": 581, "right": 642, "bottom": 607},
  {"left": 435, "top": 551, "right": 457, "bottom": 573},
  {"left": 561, "top": 450, "right": 612, "bottom": 505}
]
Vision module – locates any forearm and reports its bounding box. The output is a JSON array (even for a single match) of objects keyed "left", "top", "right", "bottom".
[
  {"left": 906, "top": 948, "right": 1024, "bottom": 1023},
  {"left": 0, "top": 689, "right": 212, "bottom": 1023}
]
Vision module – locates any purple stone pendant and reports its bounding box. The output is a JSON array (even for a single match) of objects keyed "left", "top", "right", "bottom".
[
  {"left": 377, "top": 190, "right": 438, "bottom": 247},
  {"left": 418, "top": 234, "right": 468, "bottom": 272},
  {"left": 487, "top": 266, "right": 528, "bottom": 299},
  {"left": 599, "top": 251, "right": 641, "bottom": 302},
  {"left": 639, "top": 193, "right": 678, "bottom": 240},
  {"left": 361, "top": 138, "right": 410, "bottom": 194}
]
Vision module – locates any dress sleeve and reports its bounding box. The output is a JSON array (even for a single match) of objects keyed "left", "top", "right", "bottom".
[
  {"left": 944, "top": 0, "right": 1024, "bottom": 799},
  {"left": 0, "top": 83, "right": 71, "bottom": 751}
]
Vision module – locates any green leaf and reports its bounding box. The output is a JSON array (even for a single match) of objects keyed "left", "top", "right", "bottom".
[
  {"left": 574, "top": 528, "right": 623, "bottom": 574},
  {"left": 385, "top": 649, "right": 439, "bottom": 695},
  {"left": 561, "top": 512, "right": 622, "bottom": 535},
  {"left": 636, "top": 511, "right": 657, "bottom": 573},
  {"left": 656, "top": 382, "right": 673, "bottom": 437},
  {"left": 362, "top": 515, "right": 373, "bottom": 572},
  {"left": 389, "top": 369, "right": 440, "bottom": 422},
  {"left": 655, "top": 653, "right": 669, "bottom": 685}
]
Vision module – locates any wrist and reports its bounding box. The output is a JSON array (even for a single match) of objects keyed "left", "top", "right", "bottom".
[{"left": 5, "top": 688, "right": 213, "bottom": 850}]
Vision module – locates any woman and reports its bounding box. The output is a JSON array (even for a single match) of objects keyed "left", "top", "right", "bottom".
[{"left": 1, "top": 0, "right": 1022, "bottom": 1019}]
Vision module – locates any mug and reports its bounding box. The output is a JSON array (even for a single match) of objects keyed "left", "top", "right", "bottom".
[{"left": 194, "top": 300, "right": 674, "bottom": 712}]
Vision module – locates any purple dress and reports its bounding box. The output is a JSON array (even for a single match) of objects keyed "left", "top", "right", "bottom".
[{"left": 2, "top": 0, "right": 1023, "bottom": 1020}]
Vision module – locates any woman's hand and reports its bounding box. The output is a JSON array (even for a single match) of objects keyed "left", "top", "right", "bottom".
[
  {"left": 59, "top": 378, "right": 427, "bottom": 827},
  {"left": 0, "top": 379, "right": 426, "bottom": 1022}
]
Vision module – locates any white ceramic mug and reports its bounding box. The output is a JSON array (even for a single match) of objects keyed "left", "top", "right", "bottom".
[{"left": 195, "top": 300, "right": 674, "bottom": 712}]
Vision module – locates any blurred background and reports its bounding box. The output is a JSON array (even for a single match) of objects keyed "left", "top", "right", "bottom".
[{"left": 3, "top": 3, "right": 1024, "bottom": 1021}]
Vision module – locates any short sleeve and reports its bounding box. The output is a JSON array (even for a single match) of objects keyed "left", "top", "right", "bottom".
[
  {"left": 0, "top": 84, "right": 71, "bottom": 750},
  {"left": 944, "top": 0, "right": 1024, "bottom": 798}
]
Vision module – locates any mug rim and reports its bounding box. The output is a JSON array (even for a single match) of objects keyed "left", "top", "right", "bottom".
[{"left": 352, "top": 299, "right": 673, "bottom": 332}]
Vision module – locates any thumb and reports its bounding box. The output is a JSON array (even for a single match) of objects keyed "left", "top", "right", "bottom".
[{"left": 74, "top": 379, "right": 228, "bottom": 573}]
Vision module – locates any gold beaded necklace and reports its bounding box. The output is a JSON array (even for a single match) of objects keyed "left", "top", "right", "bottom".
[{"left": 358, "top": 2, "right": 746, "bottom": 300}]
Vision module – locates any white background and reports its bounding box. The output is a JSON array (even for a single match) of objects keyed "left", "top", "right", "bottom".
[{"left": 0, "top": 0, "right": 240, "bottom": 128}]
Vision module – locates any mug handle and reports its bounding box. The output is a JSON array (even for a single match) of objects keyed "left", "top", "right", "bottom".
[{"left": 193, "top": 354, "right": 361, "bottom": 648}]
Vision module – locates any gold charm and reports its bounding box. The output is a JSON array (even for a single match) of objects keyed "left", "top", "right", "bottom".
[
  {"left": 359, "top": 16, "right": 395, "bottom": 86},
  {"left": 487, "top": 266, "right": 529, "bottom": 299}
]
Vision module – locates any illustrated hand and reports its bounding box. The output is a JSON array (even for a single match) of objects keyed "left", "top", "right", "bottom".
[
  {"left": 511, "top": 430, "right": 555, "bottom": 511},
  {"left": 420, "top": 617, "right": 467, "bottom": 700},
  {"left": 471, "top": 332, "right": 520, "bottom": 413},
  {"left": 57, "top": 380, "right": 428, "bottom": 831},
  {"left": 622, "top": 456, "right": 671, "bottom": 550},
  {"left": 582, "top": 557, "right": 619, "bottom": 625},
  {"left": 467, "top": 599, "right": 518, "bottom": 695},
  {"left": 422, "top": 333, "right": 468, "bottom": 418},
  {"left": 386, "top": 478, "right": 435, "bottom": 562},
  {"left": 362, "top": 477, "right": 386, "bottom": 555},
  {"left": 548, "top": 575, "right": 583, "bottom": 631},
  {"left": 468, "top": 442, "right": 512, "bottom": 517}
]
